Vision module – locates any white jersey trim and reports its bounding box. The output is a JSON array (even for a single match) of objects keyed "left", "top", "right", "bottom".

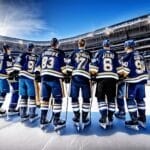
[
  {"left": 19, "top": 71, "right": 35, "bottom": 80},
  {"left": 41, "top": 69, "right": 64, "bottom": 78},
  {"left": 96, "top": 72, "right": 119, "bottom": 80},
  {"left": 125, "top": 74, "right": 148, "bottom": 83},
  {"left": 72, "top": 70, "right": 90, "bottom": 79}
]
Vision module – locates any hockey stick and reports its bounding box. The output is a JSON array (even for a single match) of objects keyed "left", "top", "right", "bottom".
[
  {"left": 49, "top": 95, "right": 54, "bottom": 123},
  {"left": 63, "top": 82, "right": 70, "bottom": 122},
  {"left": 89, "top": 81, "right": 96, "bottom": 124},
  {"left": 34, "top": 81, "right": 41, "bottom": 107}
]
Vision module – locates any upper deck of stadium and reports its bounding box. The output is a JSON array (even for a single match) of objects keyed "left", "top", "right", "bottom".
[{"left": 0, "top": 14, "right": 149, "bottom": 69}]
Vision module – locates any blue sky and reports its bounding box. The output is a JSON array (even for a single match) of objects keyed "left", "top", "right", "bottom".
[{"left": 0, "top": 0, "right": 149, "bottom": 41}]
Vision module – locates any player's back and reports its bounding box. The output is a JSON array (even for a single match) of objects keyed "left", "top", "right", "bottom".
[
  {"left": 40, "top": 48, "right": 65, "bottom": 78},
  {"left": 68, "top": 49, "right": 91, "bottom": 80},
  {"left": 95, "top": 49, "right": 119, "bottom": 80},
  {"left": 123, "top": 51, "right": 148, "bottom": 83},
  {"left": 14, "top": 52, "right": 38, "bottom": 80},
  {"left": 22, "top": 52, "right": 37, "bottom": 73}
]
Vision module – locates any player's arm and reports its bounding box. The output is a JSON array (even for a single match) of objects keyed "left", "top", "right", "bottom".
[
  {"left": 7, "top": 56, "right": 18, "bottom": 80},
  {"left": 115, "top": 53, "right": 124, "bottom": 76},
  {"left": 13, "top": 53, "right": 24, "bottom": 71},
  {"left": 117, "top": 55, "right": 130, "bottom": 78},
  {"left": 8, "top": 53, "right": 23, "bottom": 80},
  {"left": 64, "top": 51, "right": 75, "bottom": 75},
  {"left": 60, "top": 51, "right": 72, "bottom": 83},
  {"left": 89, "top": 51, "right": 99, "bottom": 76},
  {"left": 61, "top": 50, "right": 76, "bottom": 77},
  {"left": 34, "top": 54, "right": 42, "bottom": 82},
  {"left": 60, "top": 51, "right": 68, "bottom": 74}
]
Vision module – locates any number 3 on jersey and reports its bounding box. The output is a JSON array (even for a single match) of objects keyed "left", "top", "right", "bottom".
[{"left": 42, "top": 56, "right": 54, "bottom": 69}]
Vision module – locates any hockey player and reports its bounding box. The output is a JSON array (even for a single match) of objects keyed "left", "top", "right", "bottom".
[
  {"left": 14, "top": 43, "right": 39, "bottom": 122},
  {"left": 0, "top": 44, "right": 12, "bottom": 116},
  {"left": 119, "top": 40, "right": 148, "bottom": 130},
  {"left": 35, "top": 38, "right": 66, "bottom": 130},
  {"left": 7, "top": 71, "right": 19, "bottom": 116},
  {"left": 0, "top": 44, "right": 20, "bottom": 117},
  {"left": 66, "top": 39, "right": 92, "bottom": 129},
  {"left": 89, "top": 39, "right": 119, "bottom": 129}
]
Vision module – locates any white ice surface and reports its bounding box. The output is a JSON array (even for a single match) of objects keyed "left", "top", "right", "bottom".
[{"left": 0, "top": 85, "right": 149, "bottom": 150}]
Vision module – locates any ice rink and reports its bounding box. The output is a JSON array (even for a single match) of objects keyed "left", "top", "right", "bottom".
[{"left": 0, "top": 85, "right": 150, "bottom": 150}]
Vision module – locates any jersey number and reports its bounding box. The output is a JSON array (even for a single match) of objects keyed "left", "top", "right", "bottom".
[
  {"left": 103, "top": 58, "right": 113, "bottom": 71},
  {"left": 135, "top": 60, "right": 145, "bottom": 74},
  {"left": 28, "top": 61, "right": 35, "bottom": 72},
  {"left": 76, "top": 57, "right": 87, "bottom": 70},
  {"left": 42, "top": 57, "right": 54, "bottom": 69}
]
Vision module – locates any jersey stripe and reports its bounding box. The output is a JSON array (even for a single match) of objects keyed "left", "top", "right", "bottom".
[
  {"left": 96, "top": 72, "right": 119, "bottom": 80},
  {"left": 72, "top": 70, "right": 91, "bottom": 79},
  {"left": 125, "top": 74, "right": 148, "bottom": 83}
]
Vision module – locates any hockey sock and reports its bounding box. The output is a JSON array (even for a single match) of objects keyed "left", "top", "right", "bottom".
[
  {"left": 127, "top": 98, "right": 138, "bottom": 121},
  {"left": 40, "top": 110, "right": 48, "bottom": 123},
  {"left": 137, "top": 100, "right": 146, "bottom": 121},
  {"left": 117, "top": 98, "right": 125, "bottom": 112},
  {"left": 29, "top": 107, "right": 36, "bottom": 116},
  {"left": 98, "top": 100, "right": 108, "bottom": 118},
  {"left": 19, "top": 107, "right": 27, "bottom": 118}
]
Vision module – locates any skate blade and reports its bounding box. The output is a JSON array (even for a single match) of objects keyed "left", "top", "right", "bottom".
[
  {"left": 29, "top": 116, "right": 40, "bottom": 123},
  {"left": 54, "top": 124, "right": 66, "bottom": 131},
  {"left": 6, "top": 115, "right": 12, "bottom": 121},
  {"left": 115, "top": 114, "right": 125, "bottom": 120},
  {"left": 21, "top": 117, "right": 29, "bottom": 122},
  {"left": 99, "top": 123, "right": 107, "bottom": 129},
  {"left": 74, "top": 122, "right": 80, "bottom": 131},
  {"left": 40, "top": 123, "right": 50, "bottom": 130},
  {"left": 74, "top": 122, "right": 80, "bottom": 126},
  {"left": 7, "top": 112, "right": 19, "bottom": 116},
  {"left": 138, "top": 121, "right": 146, "bottom": 129},
  {"left": 107, "top": 122, "right": 113, "bottom": 128},
  {"left": 0, "top": 114, "right": 7, "bottom": 117},
  {"left": 76, "top": 126, "right": 80, "bottom": 131},
  {"left": 81, "top": 121, "right": 90, "bottom": 130},
  {"left": 126, "top": 125, "right": 139, "bottom": 131}
]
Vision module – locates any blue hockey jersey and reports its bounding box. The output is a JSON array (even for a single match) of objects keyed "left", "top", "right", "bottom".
[
  {"left": 66, "top": 49, "right": 91, "bottom": 79},
  {"left": 35, "top": 48, "right": 65, "bottom": 79},
  {"left": 121, "top": 51, "right": 148, "bottom": 83},
  {"left": 0, "top": 52, "right": 14, "bottom": 79},
  {"left": 14, "top": 52, "right": 38, "bottom": 80},
  {"left": 90, "top": 49, "right": 119, "bottom": 80}
]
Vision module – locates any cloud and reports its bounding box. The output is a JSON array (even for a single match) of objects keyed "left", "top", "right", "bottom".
[{"left": 0, "top": 0, "right": 56, "bottom": 41}]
